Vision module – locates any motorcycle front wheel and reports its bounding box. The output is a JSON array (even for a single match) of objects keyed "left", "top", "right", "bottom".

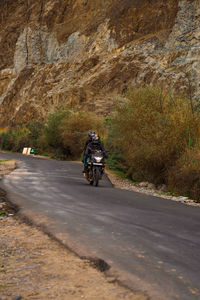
[
  {"left": 94, "top": 167, "right": 100, "bottom": 187},
  {"left": 88, "top": 169, "right": 93, "bottom": 185}
]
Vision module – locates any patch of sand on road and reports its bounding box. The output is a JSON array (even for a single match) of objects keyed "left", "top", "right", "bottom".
[{"left": 0, "top": 160, "right": 16, "bottom": 179}]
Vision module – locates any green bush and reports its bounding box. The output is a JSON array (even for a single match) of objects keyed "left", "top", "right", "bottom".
[
  {"left": 44, "top": 109, "right": 70, "bottom": 148},
  {"left": 105, "top": 122, "right": 126, "bottom": 173},
  {"left": 0, "top": 131, "right": 12, "bottom": 150},
  {"left": 26, "top": 121, "right": 44, "bottom": 149},
  {"left": 106, "top": 149, "right": 126, "bottom": 172},
  {"left": 41, "top": 109, "right": 71, "bottom": 158}
]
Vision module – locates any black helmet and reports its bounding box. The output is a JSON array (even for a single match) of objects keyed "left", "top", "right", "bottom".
[
  {"left": 88, "top": 131, "right": 96, "bottom": 139},
  {"left": 92, "top": 135, "right": 100, "bottom": 144}
]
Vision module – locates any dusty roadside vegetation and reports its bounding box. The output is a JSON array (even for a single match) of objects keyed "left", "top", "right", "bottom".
[
  {"left": 1, "top": 86, "right": 200, "bottom": 202},
  {"left": 0, "top": 163, "right": 146, "bottom": 300}
]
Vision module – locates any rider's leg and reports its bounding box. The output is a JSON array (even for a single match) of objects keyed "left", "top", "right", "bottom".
[{"left": 83, "top": 156, "right": 88, "bottom": 173}]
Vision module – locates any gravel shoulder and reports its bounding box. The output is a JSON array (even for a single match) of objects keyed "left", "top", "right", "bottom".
[
  {"left": 0, "top": 161, "right": 146, "bottom": 300},
  {"left": 106, "top": 169, "right": 200, "bottom": 207}
]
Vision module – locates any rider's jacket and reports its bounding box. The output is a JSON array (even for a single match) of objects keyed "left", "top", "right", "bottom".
[
  {"left": 83, "top": 137, "right": 94, "bottom": 155},
  {"left": 85, "top": 141, "right": 105, "bottom": 157}
]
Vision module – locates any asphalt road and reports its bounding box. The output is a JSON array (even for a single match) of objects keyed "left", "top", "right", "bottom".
[{"left": 0, "top": 152, "right": 200, "bottom": 300}]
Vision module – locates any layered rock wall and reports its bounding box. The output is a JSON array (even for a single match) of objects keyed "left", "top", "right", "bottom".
[{"left": 0, "top": 0, "right": 199, "bottom": 126}]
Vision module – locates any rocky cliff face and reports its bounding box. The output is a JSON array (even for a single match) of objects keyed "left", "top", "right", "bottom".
[{"left": 0, "top": 0, "right": 199, "bottom": 126}]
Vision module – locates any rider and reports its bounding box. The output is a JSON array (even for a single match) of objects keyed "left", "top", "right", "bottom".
[
  {"left": 82, "top": 131, "right": 96, "bottom": 173},
  {"left": 83, "top": 134, "right": 107, "bottom": 173},
  {"left": 84, "top": 131, "right": 96, "bottom": 154},
  {"left": 84, "top": 134, "right": 107, "bottom": 172}
]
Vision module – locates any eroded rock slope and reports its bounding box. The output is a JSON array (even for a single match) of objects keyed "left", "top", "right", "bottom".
[{"left": 0, "top": 0, "right": 199, "bottom": 125}]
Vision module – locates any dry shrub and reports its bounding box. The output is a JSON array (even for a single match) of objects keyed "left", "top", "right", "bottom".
[
  {"left": 0, "top": 109, "right": 104, "bottom": 159},
  {"left": 60, "top": 111, "right": 104, "bottom": 159},
  {"left": 111, "top": 86, "right": 200, "bottom": 184},
  {"left": 168, "top": 149, "right": 200, "bottom": 202},
  {"left": 0, "top": 127, "right": 8, "bottom": 134},
  {"left": 12, "top": 127, "right": 30, "bottom": 152},
  {"left": 0, "top": 127, "right": 30, "bottom": 152}
]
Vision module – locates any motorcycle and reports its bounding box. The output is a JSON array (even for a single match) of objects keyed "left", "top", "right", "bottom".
[{"left": 84, "top": 150, "right": 106, "bottom": 186}]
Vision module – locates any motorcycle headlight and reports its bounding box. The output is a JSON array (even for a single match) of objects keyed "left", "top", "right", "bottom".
[{"left": 95, "top": 156, "right": 103, "bottom": 163}]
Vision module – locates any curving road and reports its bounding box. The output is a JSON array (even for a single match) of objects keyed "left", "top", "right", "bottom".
[{"left": 0, "top": 152, "right": 200, "bottom": 300}]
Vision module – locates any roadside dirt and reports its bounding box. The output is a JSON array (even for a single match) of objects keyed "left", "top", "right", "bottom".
[{"left": 0, "top": 162, "right": 146, "bottom": 300}]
